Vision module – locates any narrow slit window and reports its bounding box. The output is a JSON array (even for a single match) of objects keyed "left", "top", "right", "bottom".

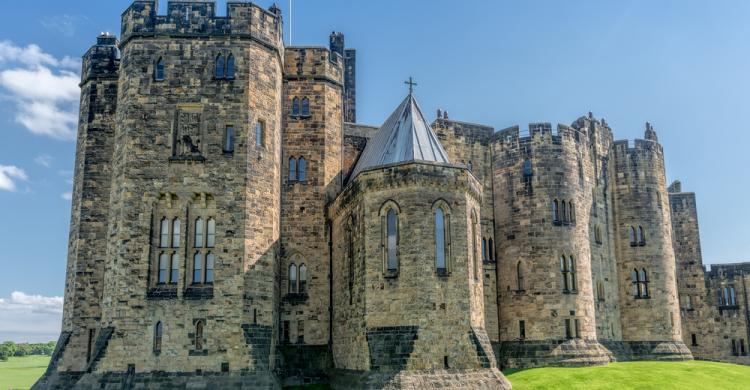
[
  {"left": 158, "top": 253, "right": 168, "bottom": 284},
  {"left": 292, "top": 97, "right": 300, "bottom": 116},
  {"left": 205, "top": 253, "right": 214, "bottom": 283},
  {"left": 159, "top": 217, "right": 169, "bottom": 248},
  {"left": 226, "top": 54, "right": 235, "bottom": 79},
  {"left": 193, "top": 253, "right": 203, "bottom": 284},
  {"left": 299, "top": 264, "right": 307, "bottom": 293},
  {"left": 435, "top": 208, "right": 447, "bottom": 272},
  {"left": 516, "top": 261, "right": 524, "bottom": 291},
  {"left": 194, "top": 218, "right": 204, "bottom": 248},
  {"left": 195, "top": 321, "right": 204, "bottom": 350},
  {"left": 170, "top": 253, "right": 179, "bottom": 284},
  {"left": 289, "top": 264, "right": 298, "bottom": 293},
  {"left": 154, "top": 322, "right": 163, "bottom": 353},
  {"left": 552, "top": 200, "right": 559, "bottom": 223},
  {"left": 255, "top": 121, "right": 264, "bottom": 147},
  {"left": 171, "top": 218, "right": 181, "bottom": 248},
  {"left": 289, "top": 157, "right": 297, "bottom": 182},
  {"left": 298, "top": 157, "right": 307, "bottom": 182},
  {"left": 206, "top": 218, "right": 216, "bottom": 248},
  {"left": 386, "top": 209, "right": 398, "bottom": 272},
  {"left": 301, "top": 97, "right": 310, "bottom": 116},
  {"left": 215, "top": 54, "right": 225, "bottom": 79},
  {"left": 155, "top": 57, "right": 165, "bottom": 81},
  {"left": 224, "top": 126, "right": 234, "bottom": 153}
]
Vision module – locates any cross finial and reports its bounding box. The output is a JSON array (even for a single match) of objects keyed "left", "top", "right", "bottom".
[{"left": 404, "top": 77, "right": 417, "bottom": 95}]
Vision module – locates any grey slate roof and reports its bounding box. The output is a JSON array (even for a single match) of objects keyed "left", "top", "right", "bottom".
[{"left": 349, "top": 93, "right": 450, "bottom": 180}]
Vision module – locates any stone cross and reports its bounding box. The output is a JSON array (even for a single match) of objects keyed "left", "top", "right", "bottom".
[{"left": 404, "top": 77, "right": 417, "bottom": 94}]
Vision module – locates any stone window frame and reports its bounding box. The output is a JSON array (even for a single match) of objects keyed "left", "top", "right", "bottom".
[
  {"left": 214, "top": 52, "right": 236, "bottom": 80},
  {"left": 629, "top": 225, "right": 647, "bottom": 247},
  {"left": 287, "top": 156, "right": 307, "bottom": 184},
  {"left": 189, "top": 319, "right": 208, "bottom": 356},
  {"left": 631, "top": 268, "right": 650, "bottom": 299},
  {"left": 150, "top": 194, "right": 183, "bottom": 291},
  {"left": 515, "top": 261, "right": 525, "bottom": 292},
  {"left": 560, "top": 254, "right": 577, "bottom": 293},
  {"left": 380, "top": 200, "right": 401, "bottom": 278},
  {"left": 432, "top": 199, "right": 452, "bottom": 276},
  {"left": 255, "top": 120, "right": 266, "bottom": 148},
  {"left": 222, "top": 125, "right": 235, "bottom": 154},
  {"left": 186, "top": 194, "right": 217, "bottom": 294},
  {"left": 596, "top": 281, "right": 605, "bottom": 302},
  {"left": 290, "top": 96, "right": 312, "bottom": 119},
  {"left": 552, "top": 198, "right": 575, "bottom": 226}
]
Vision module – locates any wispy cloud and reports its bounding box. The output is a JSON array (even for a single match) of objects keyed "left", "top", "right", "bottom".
[
  {"left": 0, "top": 41, "right": 80, "bottom": 140},
  {"left": 0, "top": 291, "right": 62, "bottom": 343},
  {"left": 40, "top": 15, "right": 91, "bottom": 38},
  {"left": 0, "top": 165, "right": 28, "bottom": 192},
  {"left": 34, "top": 154, "right": 53, "bottom": 168},
  {"left": 61, "top": 192, "right": 72, "bottom": 201}
]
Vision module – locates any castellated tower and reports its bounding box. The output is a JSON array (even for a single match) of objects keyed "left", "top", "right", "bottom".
[
  {"left": 328, "top": 94, "right": 510, "bottom": 389},
  {"left": 492, "top": 122, "right": 612, "bottom": 368},
  {"left": 610, "top": 124, "right": 692, "bottom": 360}
]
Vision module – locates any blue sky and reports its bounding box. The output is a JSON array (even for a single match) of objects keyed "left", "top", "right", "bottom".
[{"left": 0, "top": 0, "right": 748, "bottom": 341}]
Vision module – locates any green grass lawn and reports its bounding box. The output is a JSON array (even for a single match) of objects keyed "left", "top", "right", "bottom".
[
  {"left": 0, "top": 355, "right": 49, "bottom": 390},
  {"left": 504, "top": 360, "right": 750, "bottom": 390}
]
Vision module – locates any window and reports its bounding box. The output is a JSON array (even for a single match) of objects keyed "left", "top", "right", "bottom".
[
  {"left": 629, "top": 226, "right": 637, "bottom": 246},
  {"left": 516, "top": 261, "right": 524, "bottom": 291},
  {"left": 482, "top": 238, "right": 488, "bottom": 263},
  {"left": 160, "top": 218, "right": 169, "bottom": 248},
  {"left": 170, "top": 253, "right": 179, "bottom": 283},
  {"left": 561, "top": 256, "right": 569, "bottom": 291},
  {"left": 732, "top": 339, "right": 738, "bottom": 356},
  {"left": 574, "top": 319, "right": 581, "bottom": 339},
  {"left": 193, "top": 253, "right": 203, "bottom": 284},
  {"left": 224, "top": 126, "right": 234, "bottom": 153},
  {"left": 298, "top": 157, "right": 306, "bottom": 182},
  {"left": 255, "top": 121, "right": 265, "bottom": 148},
  {"left": 215, "top": 54, "right": 225, "bottom": 78},
  {"left": 292, "top": 97, "right": 300, "bottom": 116},
  {"left": 471, "top": 211, "right": 479, "bottom": 280},
  {"left": 595, "top": 225, "right": 602, "bottom": 244},
  {"left": 299, "top": 264, "right": 307, "bottom": 293},
  {"left": 155, "top": 57, "right": 165, "bottom": 81},
  {"left": 741, "top": 339, "right": 747, "bottom": 356},
  {"left": 297, "top": 320, "right": 305, "bottom": 344},
  {"left": 226, "top": 54, "right": 235, "bottom": 79},
  {"left": 691, "top": 333, "right": 698, "bottom": 347},
  {"left": 565, "top": 319, "right": 572, "bottom": 339},
  {"left": 519, "top": 320, "right": 526, "bottom": 340},
  {"left": 206, "top": 218, "right": 216, "bottom": 248},
  {"left": 637, "top": 226, "right": 646, "bottom": 245},
  {"left": 523, "top": 159, "right": 533, "bottom": 178},
  {"left": 435, "top": 207, "right": 448, "bottom": 273},
  {"left": 386, "top": 209, "right": 398, "bottom": 272},
  {"left": 158, "top": 253, "right": 168, "bottom": 284},
  {"left": 301, "top": 97, "right": 311, "bottom": 116},
  {"left": 561, "top": 255, "right": 576, "bottom": 292},
  {"left": 289, "top": 264, "right": 298, "bottom": 293},
  {"left": 552, "top": 200, "right": 559, "bottom": 223},
  {"left": 561, "top": 202, "right": 567, "bottom": 223},
  {"left": 205, "top": 253, "right": 214, "bottom": 283},
  {"left": 282, "top": 320, "right": 290, "bottom": 343},
  {"left": 633, "top": 268, "right": 650, "bottom": 298},
  {"left": 568, "top": 201, "right": 575, "bottom": 223},
  {"left": 171, "top": 218, "right": 181, "bottom": 248},
  {"left": 488, "top": 238, "right": 494, "bottom": 262},
  {"left": 289, "top": 157, "right": 297, "bottom": 182},
  {"left": 154, "top": 322, "right": 163, "bottom": 353},
  {"left": 568, "top": 256, "right": 577, "bottom": 291},
  {"left": 195, "top": 320, "right": 204, "bottom": 350},
  {"left": 194, "top": 218, "right": 204, "bottom": 248},
  {"left": 597, "top": 281, "right": 605, "bottom": 302},
  {"left": 730, "top": 286, "right": 737, "bottom": 306}
]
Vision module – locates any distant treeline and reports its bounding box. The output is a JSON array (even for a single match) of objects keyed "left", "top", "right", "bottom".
[{"left": 0, "top": 341, "right": 56, "bottom": 360}]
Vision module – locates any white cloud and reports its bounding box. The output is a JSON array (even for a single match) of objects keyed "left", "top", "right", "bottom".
[
  {"left": 34, "top": 154, "right": 53, "bottom": 168},
  {"left": 0, "top": 165, "right": 28, "bottom": 192},
  {"left": 0, "top": 41, "right": 80, "bottom": 140},
  {"left": 0, "top": 292, "right": 62, "bottom": 343},
  {"left": 61, "top": 192, "right": 72, "bottom": 200}
]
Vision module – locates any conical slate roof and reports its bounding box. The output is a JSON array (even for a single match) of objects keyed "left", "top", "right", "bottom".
[{"left": 350, "top": 93, "right": 450, "bottom": 180}]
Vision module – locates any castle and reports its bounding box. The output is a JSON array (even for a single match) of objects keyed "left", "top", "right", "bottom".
[{"left": 34, "top": 1, "right": 750, "bottom": 389}]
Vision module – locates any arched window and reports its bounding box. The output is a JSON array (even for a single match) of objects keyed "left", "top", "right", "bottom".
[
  {"left": 386, "top": 208, "right": 399, "bottom": 272},
  {"left": 153, "top": 321, "right": 163, "bottom": 353},
  {"left": 194, "top": 217, "right": 204, "bottom": 248},
  {"left": 206, "top": 218, "right": 216, "bottom": 248},
  {"left": 195, "top": 321, "right": 204, "bottom": 350},
  {"left": 516, "top": 261, "right": 524, "bottom": 291},
  {"left": 561, "top": 201, "right": 567, "bottom": 223},
  {"left": 155, "top": 57, "right": 165, "bottom": 81},
  {"left": 301, "top": 97, "right": 310, "bottom": 116},
  {"left": 471, "top": 211, "right": 479, "bottom": 280},
  {"left": 193, "top": 253, "right": 203, "bottom": 284},
  {"left": 255, "top": 121, "right": 265, "bottom": 147},
  {"left": 170, "top": 253, "right": 179, "bottom": 283},
  {"left": 568, "top": 202, "right": 575, "bottom": 223},
  {"left": 292, "top": 97, "right": 300, "bottom": 116},
  {"left": 482, "top": 238, "right": 488, "bottom": 263},
  {"left": 632, "top": 269, "right": 639, "bottom": 296},
  {"left": 299, "top": 264, "right": 307, "bottom": 293},
  {"left": 205, "top": 253, "right": 214, "bottom": 283},
  {"left": 171, "top": 218, "right": 181, "bottom": 248},
  {"left": 435, "top": 207, "right": 447, "bottom": 272},
  {"left": 640, "top": 268, "right": 649, "bottom": 297},
  {"left": 289, "top": 264, "right": 298, "bottom": 293},
  {"left": 298, "top": 157, "right": 307, "bottom": 182},
  {"left": 552, "top": 200, "right": 559, "bottom": 223},
  {"left": 226, "top": 54, "right": 235, "bottom": 79},
  {"left": 561, "top": 255, "right": 569, "bottom": 291},
  {"left": 215, "top": 54, "right": 225, "bottom": 78},
  {"left": 159, "top": 217, "right": 169, "bottom": 248},
  {"left": 568, "top": 256, "right": 577, "bottom": 291},
  {"left": 637, "top": 226, "right": 645, "bottom": 245},
  {"left": 158, "top": 253, "right": 168, "bottom": 284},
  {"left": 289, "top": 157, "right": 297, "bottom": 182},
  {"left": 629, "top": 226, "right": 637, "bottom": 246}
]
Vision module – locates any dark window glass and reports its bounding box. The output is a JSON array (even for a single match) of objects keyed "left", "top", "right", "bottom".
[
  {"left": 193, "top": 253, "right": 202, "bottom": 284},
  {"left": 158, "top": 253, "right": 168, "bottom": 284},
  {"left": 215, "top": 54, "right": 225, "bottom": 78},
  {"left": 226, "top": 54, "right": 235, "bottom": 79},
  {"left": 298, "top": 157, "right": 306, "bottom": 182},
  {"left": 154, "top": 322, "right": 163, "bottom": 353},
  {"left": 387, "top": 209, "right": 398, "bottom": 271},
  {"left": 292, "top": 98, "right": 300, "bottom": 116},
  {"left": 224, "top": 126, "right": 234, "bottom": 152},
  {"left": 435, "top": 208, "right": 446, "bottom": 271},
  {"left": 205, "top": 253, "right": 214, "bottom": 283},
  {"left": 170, "top": 253, "right": 179, "bottom": 284},
  {"left": 301, "top": 97, "right": 310, "bottom": 116},
  {"left": 155, "top": 58, "right": 165, "bottom": 81},
  {"left": 289, "top": 157, "right": 297, "bottom": 182}
]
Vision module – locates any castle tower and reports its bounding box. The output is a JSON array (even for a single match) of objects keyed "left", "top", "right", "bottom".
[
  {"left": 611, "top": 124, "right": 692, "bottom": 360},
  {"left": 492, "top": 122, "right": 611, "bottom": 368},
  {"left": 329, "top": 32, "right": 356, "bottom": 123},
  {"left": 278, "top": 45, "right": 343, "bottom": 378},
  {"left": 329, "top": 93, "right": 510, "bottom": 389}
]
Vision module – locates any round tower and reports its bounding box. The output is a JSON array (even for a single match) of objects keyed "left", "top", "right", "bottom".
[
  {"left": 492, "top": 123, "right": 611, "bottom": 368},
  {"left": 610, "top": 124, "right": 692, "bottom": 360}
]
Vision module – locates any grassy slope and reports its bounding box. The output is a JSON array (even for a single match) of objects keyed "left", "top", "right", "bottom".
[
  {"left": 0, "top": 355, "right": 49, "bottom": 390},
  {"left": 504, "top": 360, "right": 750, "bottom": 390}
]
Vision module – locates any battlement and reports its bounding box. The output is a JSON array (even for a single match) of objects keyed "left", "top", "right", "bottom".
[
  {"left": 493, "top": 122, "right": 588, "bottom": 149},
  {"left": 283, "top": 47, "right": 343, "bottom": 85},
  {"left": 120, "top": 1, "right": 283, "bottom": 49},
  {"left": 81, "top": 33, "right": 121, "bottom": 84}
]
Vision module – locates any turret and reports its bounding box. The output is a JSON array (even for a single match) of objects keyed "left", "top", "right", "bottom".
[{"left": 610, "top": 125, "right": 692, "bottom": 360}]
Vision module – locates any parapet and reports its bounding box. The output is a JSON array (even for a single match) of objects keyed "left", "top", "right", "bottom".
[
  {"left": 492, "top": 122, "right": 587, "bottom": 148},
  {"left": 81, "top": 33, "right": 120, "bottom": 84},
  {"left": 120, "top": 1, "right": 283, "bottom": 50},
  {"left": 283, "top": 47, "right": 343, "bottom": 86},
  {"left": 668, "top": 180, "right": 682, "bottom": 193}
]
